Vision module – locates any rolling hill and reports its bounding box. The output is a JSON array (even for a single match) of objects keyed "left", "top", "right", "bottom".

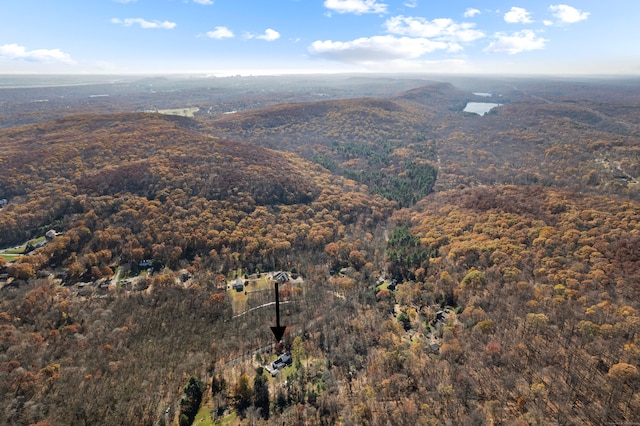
[{"left": 0, "top": 77, "right": 639, "bottom": 425}]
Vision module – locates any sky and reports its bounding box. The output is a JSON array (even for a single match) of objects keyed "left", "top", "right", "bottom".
[{"left": 1, "top": 0, "right": 638, "bottom": 76}]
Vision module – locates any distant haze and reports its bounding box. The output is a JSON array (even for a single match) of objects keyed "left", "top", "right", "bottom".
[{"left": 1, "top": 1, "right": 638, "bottom": 76}]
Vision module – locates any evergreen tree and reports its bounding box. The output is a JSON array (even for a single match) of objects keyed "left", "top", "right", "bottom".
[
  {"left": 179, "top": 376, "right": 204, "bottom": 426},
  {"left": 234, "top": 373, "right": 252, "bottom": 417},
  {"left": 253, "top": 367, "right": 270, "bottom": 420}
]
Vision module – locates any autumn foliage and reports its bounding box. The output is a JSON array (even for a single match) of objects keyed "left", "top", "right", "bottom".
[{"left": 1, "top": 77, "right": 639, "bottom": 425}]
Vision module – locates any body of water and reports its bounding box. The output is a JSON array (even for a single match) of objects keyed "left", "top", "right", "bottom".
[{"left": 463, "top": 102, "right": 502, "bottom": 116}]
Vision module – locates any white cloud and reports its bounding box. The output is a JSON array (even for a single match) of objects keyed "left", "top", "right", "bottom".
[
  {"left": 463, "top": 8, "right": 481, "bottom": 18},
  {"left": 206, "top": 26, "right": 234, "bottom": 39},
  {"left": 324, "top": 0, "right": 388, "bottom": 15},
  {"left": 484, "top": 30, "right": 547, "bottom": 54},
  {"left": 0, "top": 43, "right": 75, "bottom": 63},
  {"left": 256, "top": 29, "right": 281, "bottom": 41},
  {"left": 504, "top": 7, "right": 533, "bottom": 24},
  {"left": 110, "top": 18, "right": 176, "bottom": 29},
  {"left": 404, "top": 0, "right": 417, "bottom": 8},
  {"left": 309, "top": 35, "right": 450, "bottom": 64},
  {"left": 549, "top": 4, "right": 589, "bottom": 24},
  {"left": 193, "top": 0, "right": 214, "bottom": 4},
  {"left": 385, "top": 16, "right": 485, "bottom": 43}
]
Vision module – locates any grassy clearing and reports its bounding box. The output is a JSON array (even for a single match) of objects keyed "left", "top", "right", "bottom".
[
  {"left": 157, "top": 107, "right": 200, "bottom": 117},
  {"left": 3, "top": 248, "right": 24, "bottom": 255},
  {"left": 193, "top": 405, "right": 215, "bottom": 425},
  {"left": 0, "top": 236, "right": 47, "bottom": 261},
  {"left": 228, "top": 272, "right": 274, "bottom": 315},
  {"left": 375, "top": 281, "right": 390, "bottom": 292},
  {"left": 230, "top": 290, "right": 248, "bottom": 315},
  {"left": 212, "top": 410, "right": 239, "bottom": 426}
]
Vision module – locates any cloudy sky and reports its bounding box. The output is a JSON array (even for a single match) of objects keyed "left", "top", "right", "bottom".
[{"left": 0, "top": 0, "right": 637, "bottom": 75}]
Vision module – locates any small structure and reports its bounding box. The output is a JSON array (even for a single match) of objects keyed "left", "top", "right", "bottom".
[
  {"left": 45, "top": 229, "right": 57, "bottom": 240},
  {"left": 138, "top": 259, "right": 153, "bottom": 269},
  {"left": 268, "top": 353, "right": 292, "bottom": 376},
  {"left": 273, "top": 271, "right": 289, "bottom": 284},
  {"left": 232, "top": 277, "right": 244, "bottom": 292},
  {"left": 431, "top": 309, "right": 451, "bottom": 327}
]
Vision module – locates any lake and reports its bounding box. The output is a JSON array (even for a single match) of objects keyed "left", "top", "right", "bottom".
[{"left": 463, "top": 102, "right": 502, "bottom": 116}]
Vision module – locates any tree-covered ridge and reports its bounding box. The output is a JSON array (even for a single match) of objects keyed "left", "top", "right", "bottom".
[
  {"left": 366, "top": 185, "right": 640, "bottom": 424},
  {"left": 0, "top": 113, "right": 394, "bottom": 279},
  {"left": 433, "top": 89, "right": 640, "bottom": 200},
  {"left": 208, "top": 96, "right": 441, "bottom": 207},
  {"left": 392, "top": 81, "right": 484, "bottom": 115}
]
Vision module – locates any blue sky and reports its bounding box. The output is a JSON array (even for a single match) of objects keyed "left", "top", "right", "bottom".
[{"left": 0, "top": 0, "right": 637, "bottom": 75}]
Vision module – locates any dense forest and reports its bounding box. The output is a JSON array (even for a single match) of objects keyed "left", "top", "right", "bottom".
[{"left": 0, "top": 75, "right": 639, "bottom": 425}]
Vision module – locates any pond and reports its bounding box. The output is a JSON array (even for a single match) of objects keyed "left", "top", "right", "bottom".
[{"left": 463, "top": 102, "right": 502, "bottom": 116}]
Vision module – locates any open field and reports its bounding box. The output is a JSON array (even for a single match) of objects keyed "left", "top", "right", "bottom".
[
  {"left": 157, "top": 107, "right": 200, "bottom": 117},
  {"left": 0, "top": 236, "right": 46, "bottom": 261},
  {"left": 228, "top": 272, "right": 278, "bottom": 315}
]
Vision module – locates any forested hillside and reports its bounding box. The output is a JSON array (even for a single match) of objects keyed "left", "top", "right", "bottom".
[
  {"left": 0, "top": 113, "right": 393, "bottom": 278},
  {"left": 0, "top": 76, "right": 639, "bottom": 425}
]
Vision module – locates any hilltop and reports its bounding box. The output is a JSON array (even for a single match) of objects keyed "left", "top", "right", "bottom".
[{"left": 0, "top": 112, "right": 394, "bottom": 270}]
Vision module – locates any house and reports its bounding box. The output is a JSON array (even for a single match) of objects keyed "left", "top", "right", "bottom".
[
  {"left": 431, "top": 309, "right": 451, "bottom": 327},
  {"left": 138, "top": 259, "right": 153, "bottom": 268},
  {"left": 271, "top": 353, "right": 292, "bottom": 370},
  {"left": 267, "top": 353, "right": 292, "bottom": 376},
  {"left": 273, "top": 271, "right": 289, "bottom": 284},
  {"left": 45, "top": 229, "right": 57, "bottom": 240},
  {"left": 232, "top": 278, "right": 244, "bottom": 292}
]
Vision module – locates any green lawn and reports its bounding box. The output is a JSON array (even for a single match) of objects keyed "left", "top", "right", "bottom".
[
  {"left": 228, "top": 272, "right": 274, "bottom": 315},
  {"left": 213, "top": 411, "right": 239, "bottom": 426},
  {"left": 0, "top": 254, "right": 16, "bottom": 262},
  {"left": 0, "top": 236, "right": 47, "bottom": 261},
  {"left": 193, "top": 405, "right": 215, "bottom": 425},
  {"left": 375, "top": 281, "right": 390, "bottom": 291}
]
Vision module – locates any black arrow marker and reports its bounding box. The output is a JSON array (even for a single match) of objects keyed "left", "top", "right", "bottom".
[{"left": 270, "top": 280, "right": 286, "bottom": 342}]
